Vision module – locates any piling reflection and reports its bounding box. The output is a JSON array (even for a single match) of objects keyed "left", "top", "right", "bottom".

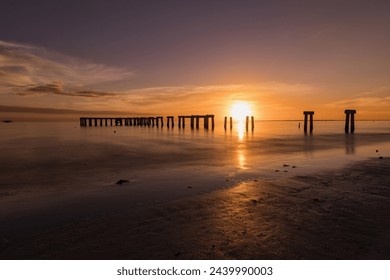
[{"left": 344, "top": 133, "right": 356, "bottom": 154}]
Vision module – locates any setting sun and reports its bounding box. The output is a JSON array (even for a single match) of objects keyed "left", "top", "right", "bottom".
[{"left": 230, "top": 101, "right": 253, "bottom": 121}]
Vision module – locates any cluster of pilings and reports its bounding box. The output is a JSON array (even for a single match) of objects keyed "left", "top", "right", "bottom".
[
  {"left": 80, "top": 115, "right": 215, "bottom": 129},
  {"left": 224, "top": 116, "right": 255, "bottom": 131},
  {"left": 178, "top": 115, "right": 215, "bottom": 129},
  {"left": 301, "top": 109, "right": 357, "bottom": 134},
  {"left": 80, "top": 117, "right": 164, "bottom": 127}
]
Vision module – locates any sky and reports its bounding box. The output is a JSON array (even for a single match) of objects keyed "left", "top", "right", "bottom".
[{"left": 1, "top": 0, "right": 390, "bottom": 120}]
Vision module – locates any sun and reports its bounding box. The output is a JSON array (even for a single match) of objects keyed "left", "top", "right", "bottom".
[{"left": 230, "top": 101, "right": 252, "bottom": 121}]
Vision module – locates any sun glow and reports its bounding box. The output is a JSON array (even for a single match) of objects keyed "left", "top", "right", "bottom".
[{"left": 230, "top": 101, "right": 252, "bottom": 121}]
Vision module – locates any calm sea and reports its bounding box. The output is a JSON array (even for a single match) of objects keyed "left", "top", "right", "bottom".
[{"left": 1, "top": 120, "right": 389, "bottom": 196}]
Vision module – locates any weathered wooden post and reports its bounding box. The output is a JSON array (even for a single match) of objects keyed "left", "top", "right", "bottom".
[
  {"left": 196, "top": 116, "right": 200, "bottom": 129},
  {"left": 344, "top": 109, "right": 356, "bottom": 133},
  {"left": 204, "top": 115, "right": 209, "bottom": 129},
  {"left": 230, "top": 117, "right": 233, "bottom": 130},
  {"left": 190, "top": 116, "right": 195, "bottom": 129},
  {"left": 245, "top": 116, "right": 249, "bottom": 131},
  {"left": 211, "top": 115, "right": 215, "bottom": 129},
  {"left": 160, "top": 116, "right": 163, "bottom": 127},
  {"left": 303, "top": 111, "right": 314, "bottom": 133},
  {"left": 167, "top": 116, "right": 174, "bottom": 128},
  {"left": 224, "top": 117, "right": 227, "bottom": 130},
  {"left": 251, "top": 116, "right": 254, "bottom": 130}
]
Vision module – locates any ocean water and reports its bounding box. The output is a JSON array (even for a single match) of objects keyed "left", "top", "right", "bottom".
[{"left": 0, "top": 120, "right": 389, "bottom": 197}]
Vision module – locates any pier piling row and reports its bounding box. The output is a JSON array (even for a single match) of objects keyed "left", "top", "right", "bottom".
[
  {"left": 303, "top": 111, "right": 314, "bottom": 133},
  {"left": 178, "top": 115, "right": 215, "bottom": 129},
  {"left": 344, "top": 109, "right": 356, "bottom": 133},
  {"left": 80, "top": 117, "right": 165, "bottom": 127}
]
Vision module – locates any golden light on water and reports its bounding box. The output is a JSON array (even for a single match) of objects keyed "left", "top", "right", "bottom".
[
  {"left": 237, "top": 120, "right": 245, "bottom": 141},
  {"left": 237, "top": 148, "right": 247, "bottom": 169}
]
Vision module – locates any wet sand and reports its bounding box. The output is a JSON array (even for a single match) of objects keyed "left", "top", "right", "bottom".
[{"left": 1, "top": 157, "right": 389, "bottom": 259}]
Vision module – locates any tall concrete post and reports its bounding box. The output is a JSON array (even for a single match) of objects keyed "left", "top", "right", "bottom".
[
  {"left": 303, "top": 111, "right": 314, "bottom": 133},
  {"left": 344, "top": 109, "right": 356, "bottom": 133}
]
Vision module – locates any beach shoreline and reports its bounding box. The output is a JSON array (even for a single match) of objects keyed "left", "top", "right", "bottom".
[{"left": 1, "top": 157, "right": 389, "bottom": 259}]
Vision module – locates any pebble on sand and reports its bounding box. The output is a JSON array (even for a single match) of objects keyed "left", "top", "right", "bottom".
[{"left": 116, "top": 179, "right": 129, "bottom": 185}]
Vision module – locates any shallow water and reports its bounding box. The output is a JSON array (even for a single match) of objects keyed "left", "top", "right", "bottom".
[{"left": 0, "top": 120, "right": 389, "bottom": 196}]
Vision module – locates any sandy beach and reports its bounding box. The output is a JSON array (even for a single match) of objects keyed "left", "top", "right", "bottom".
[{"left": 1, "top": 156, "right": 389, "bottom": 260}]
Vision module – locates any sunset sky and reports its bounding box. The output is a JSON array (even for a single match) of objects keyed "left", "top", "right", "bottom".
[{"left": 1, "top": 0, "right": 390, "bottom": 120}]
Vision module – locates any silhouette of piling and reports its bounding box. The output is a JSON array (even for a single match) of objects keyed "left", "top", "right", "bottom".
[
  {"left": 251, "top": 116, "right": 254, "bottom": 130},
  {"left": 303, "top": 111, "right": 314, "bottom": 133},
  {"left": 167, "top": 116, "right": 174, "bottom": 128},
  {"left": 178, "top": 115, "right": 214, "bottom": 130},
  {"left": 80, "top": 115, "right": 213, "bottom": 130},
  {"left": 344, "top": 109, "right": 356, "bottom": 133}
]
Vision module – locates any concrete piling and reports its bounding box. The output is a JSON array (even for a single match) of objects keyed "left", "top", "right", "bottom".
[
  {"left": 303, "top": 111, "right": 314, "bottom": 133},
  {"left": 344, "top": 109, "right": 356, "bottom": 133}
]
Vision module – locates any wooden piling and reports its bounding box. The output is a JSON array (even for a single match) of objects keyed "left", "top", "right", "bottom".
[
  {"left": 204, "top": 115, "right": 209, "bottom": 129},
  {"left": 245, "top": 116, "right": 249, "bottom": 131},
  {"left": 251, "top": 116, "right": 254, "bottom": 130},
  {"left": 167, "top": 116, "right": 174, "bottom": 128}
]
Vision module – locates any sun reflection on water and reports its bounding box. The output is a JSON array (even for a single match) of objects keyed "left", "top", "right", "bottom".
[
  {"left": 237, "top": 120, "right": 245, "bottom": 141},
  {"left": 237, "top": 148, "right": 247, "bottom": 169}
]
